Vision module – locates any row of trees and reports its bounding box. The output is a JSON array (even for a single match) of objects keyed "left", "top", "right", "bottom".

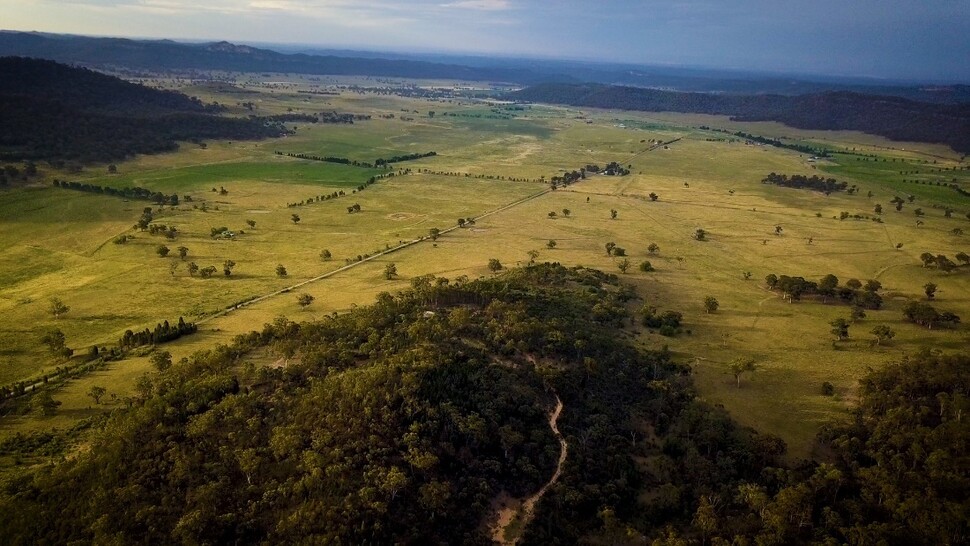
[
  {"left": 761, "top": 172, "right": 849, "bottom": 194},
  {"left": 765, "top": 273, "right": 883, "bottom": 308},
  {"left": 920, "top": 251, "right": 969, "bottom": 271},
  {"left": 53, "top": 180, "right": 179, "bottom": 205},
  {"left": 276, "top": 150, "right": 436, "bottom": 169},
  {"left": 118, "top": 317, "right": 197, "bottom": 350}
]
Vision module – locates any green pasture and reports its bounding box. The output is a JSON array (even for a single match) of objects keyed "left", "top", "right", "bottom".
[{"left": 1, "top": 84, "right": 968, "bottom": 462}]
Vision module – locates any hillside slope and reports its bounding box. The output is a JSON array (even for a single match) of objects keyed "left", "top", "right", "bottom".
[
  {"left": 0, "top": 57, "right": 286, "bottom": 162},
  {"left": 511, "top": 83, "right": 970, "bottom": 154}
]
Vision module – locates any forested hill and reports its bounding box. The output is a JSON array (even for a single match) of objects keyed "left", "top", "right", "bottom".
[
  {"left": 0, "top": 58, "right": 286, "bottom": 162},
  {"left": 510, "top": 83, "right": 970, "bottom": 154},
  {"left": 2, "top": 263, "right": 966, "bottom": 544}
]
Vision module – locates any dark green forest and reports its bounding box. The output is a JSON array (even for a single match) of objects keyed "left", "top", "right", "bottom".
[
  {"left": 0, "top": 264, "right": 966, "bottom": 544},
  {"left": 510, "top": 84, "right": 970, "bottom": 154},
  {"left": 0, "top": 57, "right": 287, "bottom": 163}
]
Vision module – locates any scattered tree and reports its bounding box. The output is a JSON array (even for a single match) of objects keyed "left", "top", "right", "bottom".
[
  {"left": 924, "top": 282, "right": 937, "bottom": 299},
  {"left": 246, "top": 219, "right": 256, "bottom": 229},
  {"left": 870, "top": 325, "right": 895, "bottom": 345},
  {"left": 156, "top": 245, "right": 170, "bottom": 258},
  {"left": 729, "top": 358, "right": 757, "bottom": 388},
  {"left": 546, "top": 239, "right": 557, "bottom": 249},
  {"left": 428, "top": 227, "right": 441, "bottom": 241},
  {"left": 617, "top": 258, "right": 630, "bottom": 273},
  {"left": 703, "top": 296, "right": 719, "bottom": 314},
  {"left": 562, "top": 208, "right": 570, "bottom": 217},
  {"left": 320, "top": 249, "right": 332, "bottom": 261},
  {"left": 291, "top": 213, "right": 301, "bottom": 224},
  {"left": 88, "top": 385, "right": 107, "bottom": 405},
  {"left": 830, "top": 317, "right": 850, "bottom": 340},
  {"left": 48, "top": 297, "right": 69, "bottom": 319},
  {"left": 639, "top": 261, "right": 654, "bottom": 272},
  {"left": 276, "top": 264, "right": 288, "bottom": 277},
  {"left": 200, "top": 266, "right": 217, "bottom": 278},
  {"left": 187, "top": 262, "right": 199, "bottom": 276},
  {"left": 384, "top": 263, "right": 398, "bottom": 280},
  {"left": 694, "top": 228, "right": 707, "bottom": 241},
  {"left": 605, "top": 242, "right": 616, "bottom": 255},
  {"left": 548, "top": 211, "right": 557, "bottom": 218},
  {"left": 850, "top": 306, "right": 866, "bottom": 322},
  {"left": 297, "top": 293, "right": 314, "bottom": 310},
  {"left": 487, "top": 258, "right": 503, "bottom": 273},
  {"left": 527, "top": 249, "right": 540, "bottom": 264},
  {"left": 223, "top": 260, "right": 236, "bottom": 277},
  {"left": 31, "top": 391, "right": 61, "bottom": 416},
  {"left": 41, "top": 328, "right": 67, "bottom": 355},
  {"left": 610, "top": 209, "right": 618, "bottom": 220},
  {"left": 648, "top": 192, "right": 658, "bottom": 201},
  {"left": 647, "top": 243, "right": 660, "bottom": 254},
  {"left": 177, "top": 246, "right": 188, "bottom": 260}
]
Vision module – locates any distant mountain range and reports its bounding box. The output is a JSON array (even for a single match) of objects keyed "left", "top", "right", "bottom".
[
  {"left": 2, "top": 31, "right": 970, "bottom": 103},
  {"left": 509, "top": 83, "right": 970, "bottom": 155}
]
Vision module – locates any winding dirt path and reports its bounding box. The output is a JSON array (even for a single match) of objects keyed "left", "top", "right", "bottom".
[{"left": 492, "top": 394, "right": 567, "bottom": 545}]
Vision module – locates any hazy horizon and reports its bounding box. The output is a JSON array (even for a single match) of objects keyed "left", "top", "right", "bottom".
[{"left": 2, "top": 1, "right": 969, "bottom": 83}]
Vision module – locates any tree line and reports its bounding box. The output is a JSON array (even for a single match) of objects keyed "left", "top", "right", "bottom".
[
  {"left": 52, "top": 179, "right": 179, "bottom": 205},
  {"left": 761, "top": 172, "right": 850, "bottom": 194},
  {"left": 276, "top": 150, "right": 436, "bottom": 169}
]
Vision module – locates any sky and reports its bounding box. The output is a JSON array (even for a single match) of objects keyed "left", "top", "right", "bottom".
[{"left": 1, "top": 0, "right": 969, "bottom": 82}]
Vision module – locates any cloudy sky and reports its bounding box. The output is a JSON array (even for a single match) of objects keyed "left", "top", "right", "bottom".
[{"left": 2, "top": 0, "right": 968, "bottom": 81}]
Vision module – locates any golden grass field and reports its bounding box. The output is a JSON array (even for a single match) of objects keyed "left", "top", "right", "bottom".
[{"left": 2, "top": 75, "right": 968, "bottom": 460}]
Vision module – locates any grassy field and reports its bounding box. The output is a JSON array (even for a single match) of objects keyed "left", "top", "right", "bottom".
[{"left": 2, "top": 77, "right": 969, "bottom": 462}]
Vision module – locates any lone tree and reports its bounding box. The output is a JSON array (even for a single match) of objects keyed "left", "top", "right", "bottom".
[
  {"left": 246, "top": 219, "right": 256, "bottom": 229},
  {"left": 830, "top": 317, "right": 850, "bottom": 341},
  {"left": 276, "top": 264, "right": 288, "bottom": 277},
  {"left": 610, "top": 209, "right": 618, "bottom": 220},
  {"left": 87, "top": 385, "right": 107, "bottom": 405},
  {"left": 48, "top": 297, "right": 69, "bottom": 319},
  {"left": 150, "top": 350, "right": 172, "bottom": 372},
  {"left": 291, "top": 213, "right": 301, "bottom": 224},
  {"left": 774, "top": 225, "right": 783, "bottom": 235},
  {"left": 694, "top": 228, "right": 707, "bottom": 241},
  {"left": 31, "top": 391, "right": 61, "bottom": 416},
  {"left": 320, "top": 249, "right": 332, "bottom": 261},
  {"left": 384, "top": 263, "right": 398, "bottom": 280},
  {"left": 870, "top": 325, "right": 895, "bottom": 346},
  {"left": 41, "top": 328, "right": 67, "bottom": 355},
  {"left": 429, "top": 227, "right": 441, "bottom": 241},
  {"left": 156, "top": 245, "right": 170, "bottom": 258},
  {"left": 177, "top": 246, "right": 189, "bottom": 260},
  {"left": 527, "top": 249, "right": 540, "bottom": 264},
  {"left": 924, "top": 282, "right": 938, "bottom": 299},
  {"left": 297, "top": 293, "right": 314, "bottom": 310},
  {"left": 703, "top": 296, "right": 719, "bottom": 314},
  {"left": 649, "top": 192, "right": 658, "bottom": 201},
  {"left": 223, "top": 260, "right": 236, "bottom": 277},
  {"left": 546, "top": 239, "right": 557, "bottom": 249},
  {"left": 729, "top": 358, "right": 757, "bottom": 388},
  {"left": 617, "top": 258, "right": 630, "bottom": 273},
  {"left": 487, "top": 258, "right": 503, "bottom": 273},
  {"left": 647, "top": 243, "right": 660, "bottom": 254}
]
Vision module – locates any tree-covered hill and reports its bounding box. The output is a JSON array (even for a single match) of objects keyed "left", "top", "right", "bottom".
[
  {"left": 510, "top": 83, "right": 970, "bottom": 154},
  {"left": 0, "top": 57, "right": 287, "bottom": 162},
  {"left": 1, "top": 264, "right": 965, "bottom": 544}
]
